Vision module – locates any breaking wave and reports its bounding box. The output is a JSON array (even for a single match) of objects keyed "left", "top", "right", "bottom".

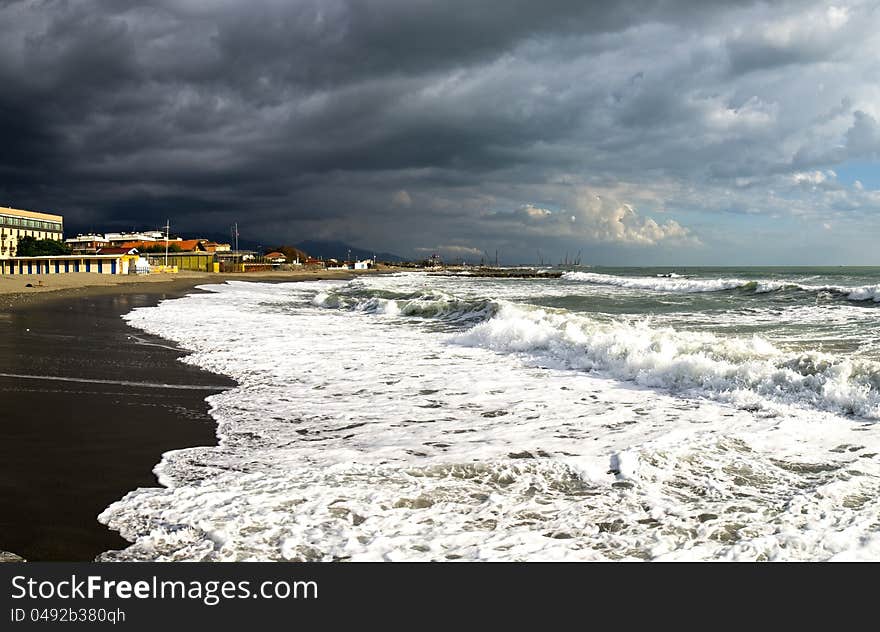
[
  {"left": 310, "top": 282, "right": 880, "bottom": 419},
  {"left": 102, "top": 279, "right": 880, "bottom": 561},
  {"left": 562, "top": 271, "right": 880, "bottom": 302},
  {"left": 312, "top": 286, "right": 499, "bottom": 323},
  {"left": 452, "top": 302, "right": 880, "bottom": 419}
]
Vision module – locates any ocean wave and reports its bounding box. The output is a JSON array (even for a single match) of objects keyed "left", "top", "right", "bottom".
[
  {"left": 561, "top": 271, "right": 880, "bottom": 302},
  {"left": 452, "top": 302, "right": 880, "bottom": 419},
  {"left": 103, "top": 280, "right": 880, "bottom": 561},
  {"left": 830, "top": 284, "right": 880, "bottom": 302},
  {"left": 312, "top": 287, "right": 498, "bottom": 323},
  {"left": 563, "top": 271, "right": 758, "bottom": 293}
]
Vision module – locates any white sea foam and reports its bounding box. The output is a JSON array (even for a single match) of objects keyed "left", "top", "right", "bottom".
[
  {"left": 312, "top": 282, "right": 497, "bottom": 322},
  {"left": 562, "top": 271, "right": 751, "bottom": 293},
  {"left": 562, "top": 271, "right": 880, "bottom": 302},
  {"left": 812, "top": 283, "right": 880, "bottom": 302},
  {"left": 452, "top": 302, "right": 880, "bottom": 419},
  {"left": 97, "top": 278, "right": 880, "bottom": 561}
]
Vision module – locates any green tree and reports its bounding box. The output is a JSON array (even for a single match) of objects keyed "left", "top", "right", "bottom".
[
  {"left": 266, "top": 245, "right": 309, "bottom": 262},
  {"left": 16, "top": 236, "right": 71, "bottom": 256}
]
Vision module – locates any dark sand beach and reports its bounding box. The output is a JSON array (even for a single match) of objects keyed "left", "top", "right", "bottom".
[
  {"left": 0, "top": 282, "right": 233, "bottom": 561},
  {"left": 0, "top": 269, "right": 376, "bottom": 561}
]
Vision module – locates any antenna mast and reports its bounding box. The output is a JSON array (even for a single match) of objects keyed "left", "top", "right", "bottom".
[{"left": 232, "top": 222, "right": 240, "bottom": 266}]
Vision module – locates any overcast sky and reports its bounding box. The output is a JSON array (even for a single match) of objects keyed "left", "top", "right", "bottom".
[{"left": 2, "top": 0, "right": 879, "bottom": 264}]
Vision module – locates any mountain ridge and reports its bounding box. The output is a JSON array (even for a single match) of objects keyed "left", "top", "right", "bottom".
[{"left": 294, "top": 240, "right": 406, "bottom": 262}]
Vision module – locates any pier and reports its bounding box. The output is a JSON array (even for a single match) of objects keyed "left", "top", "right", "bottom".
[{"left": 428, "top": 267, "right": 564, "bottom": 279}]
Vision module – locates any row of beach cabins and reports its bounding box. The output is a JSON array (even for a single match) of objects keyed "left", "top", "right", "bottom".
[{"left": 0, "top": 206, "right": 375, "bottom": 276}]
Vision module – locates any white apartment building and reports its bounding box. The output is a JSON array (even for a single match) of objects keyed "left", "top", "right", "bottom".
[{"left": 0, "top": 206, "right": 64, "bottom": 258}]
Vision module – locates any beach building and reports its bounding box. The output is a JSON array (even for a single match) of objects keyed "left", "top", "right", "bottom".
[
  {"left": 1, "top": 206, "right": 64, "bottom": 258},
  {"left": 326, "top": 259, "right": 374, "bottom": 270},
  {"left": 105, "top": 231, "right": 178, "bottom": 245},
  {"left": 96, "top": 246, "right": 139, "bottom": 256},
  {"left": 144, "top": 251, "right": 216, "bottom": 272},
  {"left": 0, "top": 253, "right": 139, "bottom": 275},
  {"left": 118, "top": 239, "right": 217, "bottom": 272},
  {"left": 201, "top": 241, "right": 231, "bottom": 253},
  {"left": 119, "top": 238, "right": 206, "bottom": 252},
  {"left": 97, "top": 247, "right": 152, "bottom": 274},
  {"left": 215, "top": 250, "right": 259, "bottom": 272},
  {"left": 65, "top": 234, "right": 110, "bottom": 254},
  {"left": 65, "top": 231, "right": 183, "bottom": 253}
]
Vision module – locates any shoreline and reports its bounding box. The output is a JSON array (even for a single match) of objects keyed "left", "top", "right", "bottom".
[
  {"left": 0, "top": 269, "right": 388, "bottom": 561},
  {"left": 0, "top": 267, "right": 395, "bottom": 309}
]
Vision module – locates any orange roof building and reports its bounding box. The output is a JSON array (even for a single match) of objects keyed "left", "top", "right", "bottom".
[{"left": 120, "top": 239, "right": 207, "bottom": 252}]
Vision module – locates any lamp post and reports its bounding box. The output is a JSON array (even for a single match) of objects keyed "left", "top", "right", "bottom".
[{"left": 234, "top": 222, "right": 239, "bottom": 270}]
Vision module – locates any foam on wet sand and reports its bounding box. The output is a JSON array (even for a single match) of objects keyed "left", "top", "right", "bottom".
[{"left": 97, "top": 276, "right": 880, "bottom": 561}]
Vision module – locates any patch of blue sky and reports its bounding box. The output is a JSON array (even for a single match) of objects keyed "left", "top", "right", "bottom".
[{"left": 832, "top": 160, "right": 880, "bottom": 189}]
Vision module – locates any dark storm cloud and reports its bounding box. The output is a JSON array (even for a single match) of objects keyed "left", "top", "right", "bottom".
[{"left": 0, "top": 0, "right": 876, "bottom": 262}]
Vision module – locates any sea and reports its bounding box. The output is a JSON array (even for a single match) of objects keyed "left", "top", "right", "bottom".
[{"left": 98, "top": 267, "right": 880, "bottom": 561}]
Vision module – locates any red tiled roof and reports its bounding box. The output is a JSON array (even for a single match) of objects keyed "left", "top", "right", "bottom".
[
  {"left": 96, "top": 247, "right": 138, "bottom": 255},
  {"left": 120, "top": 239, "right": 206, "bottom": 251}
]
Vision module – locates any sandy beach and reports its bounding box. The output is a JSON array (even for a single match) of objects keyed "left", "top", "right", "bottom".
[
  {"left": 0, "top": 268, "right": 384, "bottom": 308},
  {"left": 0, "top": 268, "right": 391, "bottom": 561}
]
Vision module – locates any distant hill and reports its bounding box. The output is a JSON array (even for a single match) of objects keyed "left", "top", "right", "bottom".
[
  {"left": 294, "top": 240, "right": 406, "bottom": 262},
  {"left": 187, "top": 231, "right": 263, "bottom": 251},
  {"left": 263, "top": 244, "right": 309, "bottom": 262}
]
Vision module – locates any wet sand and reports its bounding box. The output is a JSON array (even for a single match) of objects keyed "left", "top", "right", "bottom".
[{"left": 0, "top": 269, "right": 392, "bottom": 560}]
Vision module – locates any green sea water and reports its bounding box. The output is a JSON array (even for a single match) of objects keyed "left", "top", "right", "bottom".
[
  {"left": 102, "top": 270, "right": 880, "bottom": 561},
  {"left": 529, "top": 266, "right": 880, "bottom": 360},
  {"left": 311, "top": 266, "right": 880, "bottom": 413}
]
